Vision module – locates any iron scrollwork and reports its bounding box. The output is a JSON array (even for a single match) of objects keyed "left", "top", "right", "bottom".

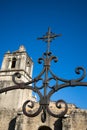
[{"left": 0, "top": 28, "right": 87, "bottom": 123}]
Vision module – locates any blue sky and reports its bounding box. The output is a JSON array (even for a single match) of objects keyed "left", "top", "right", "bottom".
[{"left": 0, "top": 0, "right": 87, "bottom": 109}]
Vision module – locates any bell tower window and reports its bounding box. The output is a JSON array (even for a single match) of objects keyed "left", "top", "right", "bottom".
[{"left": 11, "top": 58, "right": 16, "bottom": 68}]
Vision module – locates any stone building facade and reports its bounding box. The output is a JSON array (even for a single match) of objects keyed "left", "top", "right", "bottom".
[{"left": 0, "top": 46, "right": 87, "bottom": 130}]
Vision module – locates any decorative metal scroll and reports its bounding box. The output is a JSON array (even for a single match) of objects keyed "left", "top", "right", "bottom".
[{"left": 0, "top": 28, "right": 87, "bottom": 123}]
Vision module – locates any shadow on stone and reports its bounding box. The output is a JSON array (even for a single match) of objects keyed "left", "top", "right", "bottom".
[
  {"left": 54, "top": 118, "right": 62, "bottom": 130},
  {"left": 38, "top": 126, "right": 52, "bottom": 130},
  {"left": 8, "top": 117, "right": 17, "bottom": 130}
]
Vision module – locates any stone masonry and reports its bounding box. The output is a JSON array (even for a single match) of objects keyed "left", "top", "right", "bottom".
[{"left": 0, "top": 102, "right": 87, "bottom": 130}]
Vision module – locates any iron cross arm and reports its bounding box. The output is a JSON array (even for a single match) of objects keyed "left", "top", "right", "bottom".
[{"left": 37, "top": 27, "right": 62, "bottom": 53}]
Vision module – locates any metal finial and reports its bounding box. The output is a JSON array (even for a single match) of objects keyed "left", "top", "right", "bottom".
[{"left": 37, "top": 27, "right": 62, "bottom": 53}]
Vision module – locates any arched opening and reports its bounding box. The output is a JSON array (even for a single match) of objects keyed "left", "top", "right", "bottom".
[
  {"left": 11, "top": 58, "right": 16, "bottom": 68},
  {"left": 54, "top": 118, "right": 62, "bottom": 130},
  {"left": 38, "top": 126, "right": 52, "bottom": 130},
  {"left": 8, "top": 117, "right": 17, "bottom": 130}
]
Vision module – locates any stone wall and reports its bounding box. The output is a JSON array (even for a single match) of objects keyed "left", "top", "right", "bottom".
[
  {"left": 63, "top": 108, "right": 87, "bottom": 130},
  {"left": 0, "top": 102, "right": 87, "bottom": 130}
]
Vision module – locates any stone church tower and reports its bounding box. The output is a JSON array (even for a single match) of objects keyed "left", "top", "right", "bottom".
[
  {"left": 0, "top": 45, "right": 33, "bottom": 111},
  {"left": 0, "top": 46, "right": 87, "bottom": 130},
  {"left": 0, "top": 45, "right": 34, "bottom": 129}
]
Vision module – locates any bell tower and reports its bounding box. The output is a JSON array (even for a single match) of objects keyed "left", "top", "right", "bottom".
[{"left": 0, "top": 45, "right": 33, "bottom": 111}]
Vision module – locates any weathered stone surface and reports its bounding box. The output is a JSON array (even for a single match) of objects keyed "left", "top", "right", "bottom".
[{"left": 0, "top": 103, "right": 87, "bottom": 130}]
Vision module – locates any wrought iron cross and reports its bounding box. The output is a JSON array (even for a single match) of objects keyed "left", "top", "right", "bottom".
[
  {"left": 0, "top": 28, "right": 87, "bottom": 123},
  {"left": 37, "top": 27, "right": 62, "bottom": 53}
]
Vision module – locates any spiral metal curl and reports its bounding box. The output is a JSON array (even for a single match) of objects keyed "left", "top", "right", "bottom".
[
  {"left": 47, "top": 100, "right": 68, "bottom": 118},
  {"left": 74, "top": 66, "right": 86, "bottom": 82},
  {"left": 22, "top": 100, "right": 42, "bottom": 117},
  {"left": 12, "top": 72, "right": 22, "bottom": 85}
]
